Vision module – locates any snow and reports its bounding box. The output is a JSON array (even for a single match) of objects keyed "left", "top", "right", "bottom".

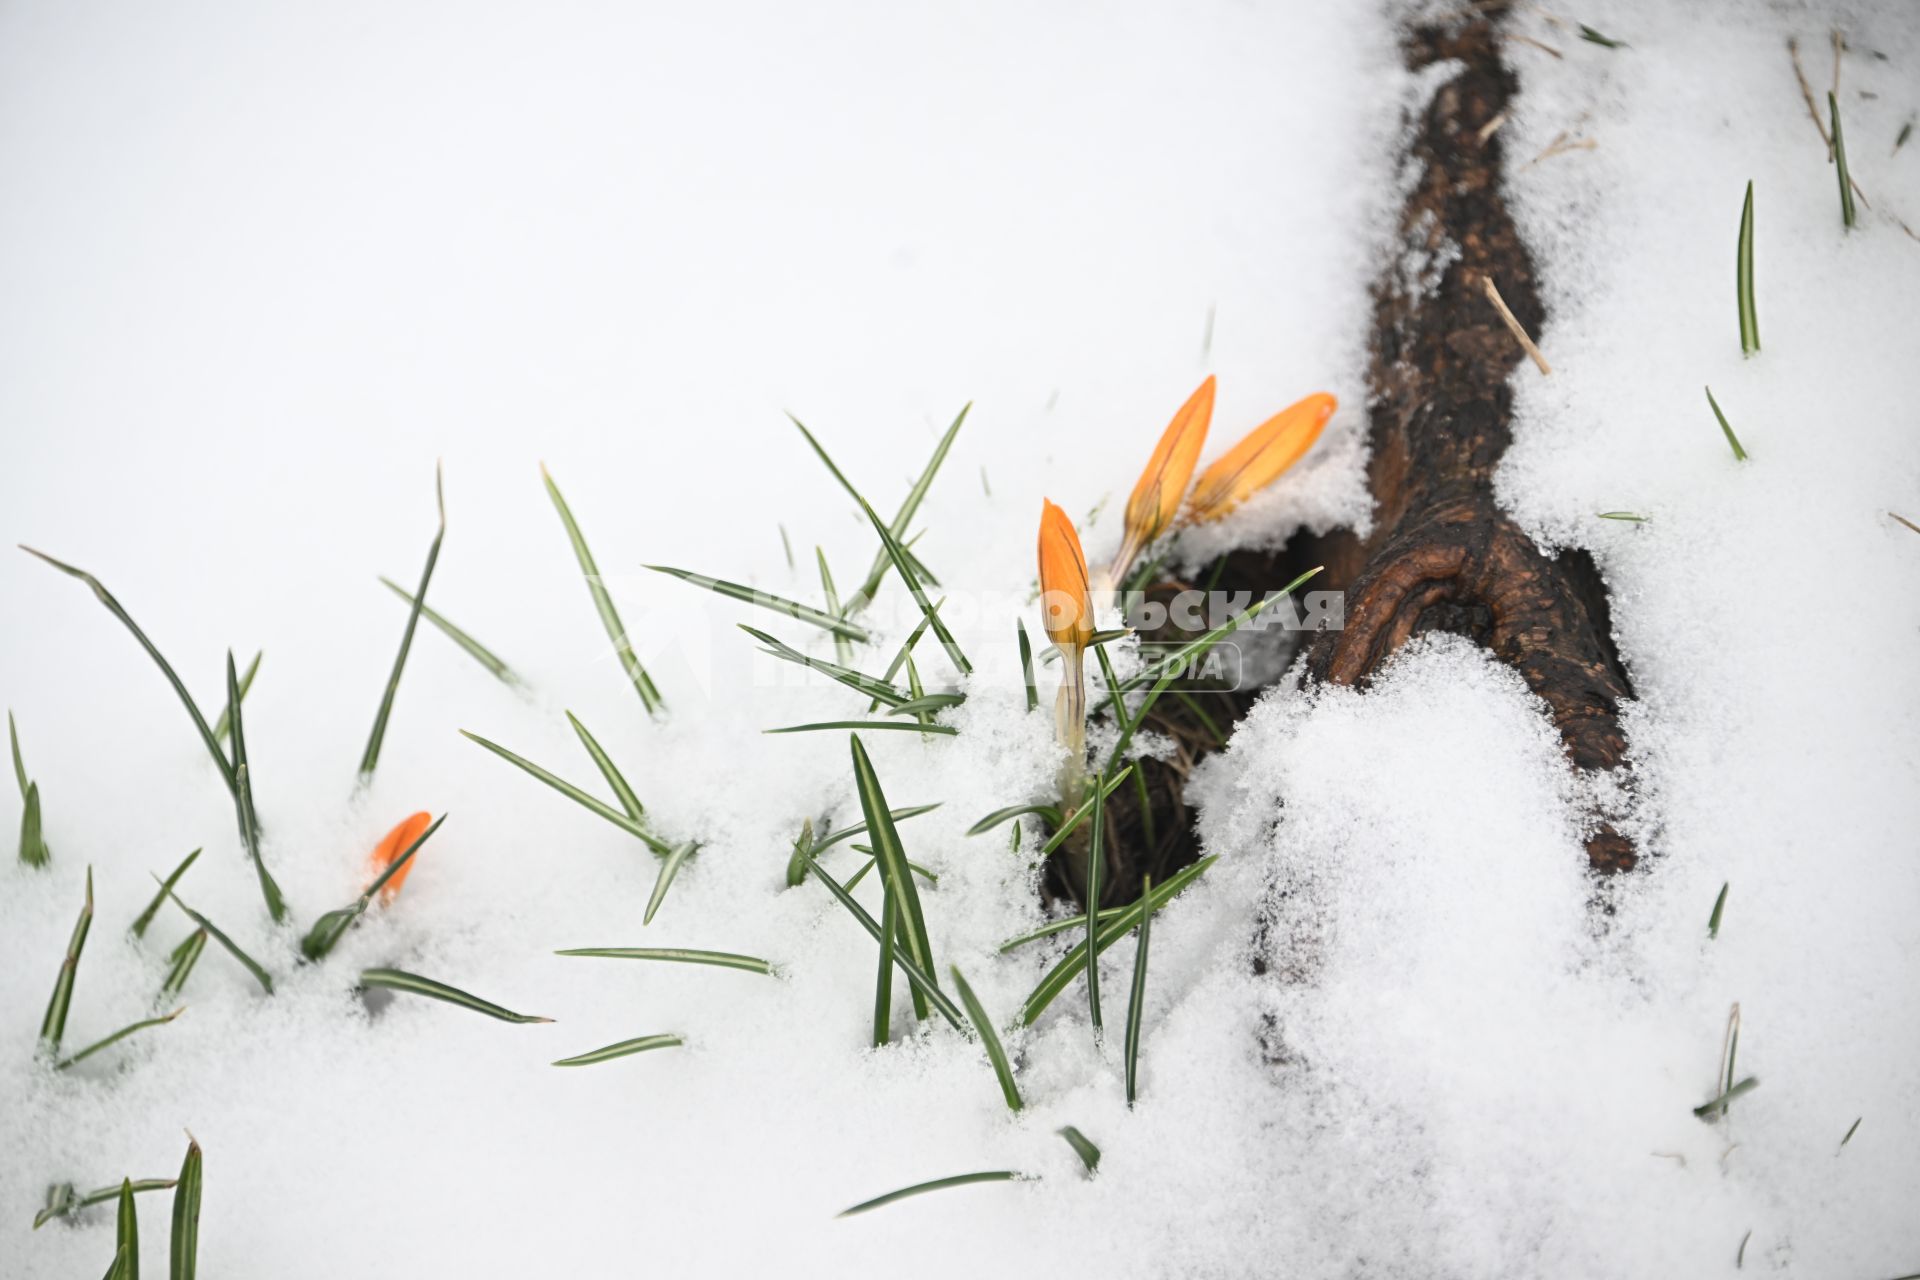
[{"left": 2, "top": 0, "right": 1917, "bottom": 1277}]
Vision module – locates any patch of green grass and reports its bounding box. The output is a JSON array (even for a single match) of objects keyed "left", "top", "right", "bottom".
[
  {"left": 160, "top": 885, "right": 274, "bottom": 995},
  {"left": 1022, "top": 856, "right": 1218, "bottom": 1026}
]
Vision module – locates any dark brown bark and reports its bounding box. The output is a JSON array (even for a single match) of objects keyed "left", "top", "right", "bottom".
[{"left": 1296, "top": 6, "right": 1638, "bottom": 872}]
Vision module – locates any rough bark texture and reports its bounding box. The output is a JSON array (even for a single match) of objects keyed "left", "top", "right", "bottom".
[{"left": 1296, "top": 7, "right": 1638, "bottom": 871}]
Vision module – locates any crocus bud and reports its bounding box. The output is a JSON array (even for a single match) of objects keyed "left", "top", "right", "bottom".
[
  {"left": 1187, "top": 392, "right": 1335, "bottom": 524},
  {"left": 365, "top": 811, "right": 433, "bottom": 902},
  {"left": 1108, "top": 376, "right": 1215, "bottom": 585}
]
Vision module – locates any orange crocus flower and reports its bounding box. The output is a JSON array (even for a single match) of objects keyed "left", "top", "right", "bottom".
[
  {"left": 366, "top": 811, "right": 433, "bottom": 901},
  {"left": 1186, "top": 392, "right": 1336, "bottom": 524},
  {"left": 1109, "top": 376, "right": 1215, "bottom": 585},
  {"left": 1037, "top": 499, "right": 1094, "bottom": 801}
]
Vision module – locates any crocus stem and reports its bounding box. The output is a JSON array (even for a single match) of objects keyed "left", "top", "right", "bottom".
[{"left": 1055, "top": 645, "right": 1087, "bottom": 809}]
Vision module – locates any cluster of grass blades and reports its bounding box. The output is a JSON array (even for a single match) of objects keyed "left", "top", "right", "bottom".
[
  {"left": 33, "top": 868, "right": 191, "bottom": 1072},
  {"left": 12, "top": 710, "right": 52, "bottom": 867},
  {"left": 65, "top": 1136, "right": 202, "bottom": 1278}
]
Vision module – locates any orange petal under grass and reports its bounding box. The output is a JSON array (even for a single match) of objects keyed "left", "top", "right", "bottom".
[
  {"left": 1109, "top": 376, "right": 1215, "bottom": 585},
  {"left": 1186, "top": 392, "right": 1336, "bottom": 524},
  {"left": 1037, "top": 499, "right": 1093, "bottom": 802},
  {"left": 366, "top": 811, "right": 433, "bottom": 901}
]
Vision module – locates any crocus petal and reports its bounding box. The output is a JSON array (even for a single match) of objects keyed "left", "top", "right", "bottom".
[
  {"left": 1187, "top": 392, "right": 1336, "bottom": 524},
  {"left": 366, "top": 811, "right": 433, "bottom": 901},
  {"left": 1037, "top": 499, "right": 1094, "bottom": 652},
  {"left": 1112, "top": 377, "right": 1215, "bottom": 581}
]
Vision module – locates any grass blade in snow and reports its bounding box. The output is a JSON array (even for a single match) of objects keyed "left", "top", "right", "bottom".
[
  {"left": 207, "top": 649, "right": 260, "bottom": 747},
  {"left": 555, "top": 946, "right": 774, "bottom": 974},
  {"left": 837, "top": 1170, "right": 1019, "bottom": 1218},
  {"left": 115, "top": 1179, "right": 139, "bottom": 1280},
  {"left": 996, "top": 905, "right": 1128, "bottom": 953},
  {"left": 161, "top": 886, "right": 273, "bottom": 994},
  {"left": 1036, "top": 766, "right": 1134, "bottom": 860},
  {"left": 460, "top": 730, "right": 673, "bottom": 855},
  {"left": 56, "top": 1007, "right": 185, "bottom": 1071},
  {"left": 359, "top": 466, "right": 445, "bottom": 777},
  {"left": 1693, "top": 1076, "right": 1760, "bottom": 1119},
  {"left": 33, "top": 1180, "right": 176, "bottom": 1231},
  {"left": 1736, "top": 181, "right": 1760, "bottom": 354},
  {"left": 800, "top": 849, "right": 964, "bottom": 1029},
  {"left": 967, "top": 802, "right": 1063, "bottom": 836},
  {"left": 1708, "top": 882, "right": 1729, "bottom": 939},
  {"left": 379, "top": 577, "right": 520, "bottom": 686},
  {"left": 358, "top": 968, "right": 551, "bottom": 1023},
  {"left": 848, "top": 403, "right": 970, "bottom": 608},
  {"left": 817, "top": 547, "right": 852, "bottom": 666},
  {"left": 642, "top": 841, "right": 698, "bottom": 925},
  {"left": 1084, "top": 772, "right": 1106, "bottom": 1028},
  {"left": 790, "top": 803, "right": 941, "bottom": 885},
  {"left": 1704, "top": 387, "right": 1749, "bottom": 462},
  {"left": 11, "top": 711, "right": 51, "bottom": 866},
  {"left": 951, "top": 965, "right": 1022, "bottom": 1111},
  {"left": 856, "top": 497, "right": 970, "bottom": 675},
  {"left": 852, "top": 734, "right": 938, "bottom": 1020},
  {"left": 131, "top": 849, "right": 200, "bottom": 938},
  {"left": 552, "top": 1033, "right": 683, "bottom": 1067},
  {"left": 161, "top": 929, "right": 207, "bottom": 999},
  {"left": 766, "top": 719, "right": 956, "bottom": 737},
  {"left": 1829, "top": 93, "right": 1857, "bottom": 229},
  {"left": 170, "top": 1137, "right": 201, "bottom": 1280},
  {"left": 648, "top": 565, "right": 870, "bottom": 642},
  {"left": 1124, "top": 875, "right": 1152, "bottom": 1105},
  {"left": 39, "top": 866, "right": 94, "bottom": 1055},
  {"left": 867, "top": 599, "right": 942, "bottom": 715},
  {"left": 1057, "top": 1126, "right": 1101, "bottom": 1173},
  {"left": 1017, "top": 620, "right": 1038, "bottom": 712},
  {"left": 1022, "top": 856, "right": 1218, "bottom": 1026},
  {"left": 223, "top": 652, "right": 285, "bottom": 922},
  {"left": 566, "top": 712, "right": 645, "bottom": 820},
  {"left": 544, "top": 464, "right": 665, "bottom": 715},
  {"left": 300, "top": 814, "right": 447, "bottom": 960},
  {"left": 743, "top": 625, "right": 908, "bottom": 707},
  {"left": 874, "top": 888, "right": 896, "bottom": 1045}
]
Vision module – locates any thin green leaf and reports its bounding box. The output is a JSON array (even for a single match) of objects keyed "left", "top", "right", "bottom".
[
  {"left": 784, "top": 818, "right": 815, "bottom": 888},
  {"left": 359, "top": 465, "right": 446, "bottom": 774},
  {"left": 1124, "top": 875, "right": 1153, "bottom": 1105},
  {"left": 39, "top": 867, "right": 93, "bottom": 1054},
  {"left": 131, "top": 850, "right": 200, "bottom": 939},
  {"left": 817, "top": 547, "right": 852, "bottom": 667},
  {"left": 849, "top": 403, "right": 970, "bottom": 608},
  {"left": 852, "top": 735, "right": 938, "bottom": 1020},
  {"left": 460, "top": 730, "right": 673, "bottom": 855},
  {"left": 1022, "top": 856, "right": 1218, "bottom": 1026},
  {"left": 19, "top": 779, "right": 48, "bottom": 868},
  {"left": 552, "top": 1032, "right": 683, "bottom": 1067},
  {"left": 33, "top": 1180, "right": 175, "bottom": 1231},
  {"left": 1578, "top": 24, "right": 1627, "bottom": 48},
  {"left": 967, "top": 802, "right": 1063, "bottom": 837},
  {"left": 799, "top": 849, "right": 964, "bottom": 1029},
  {"left": 1037, "top": 766, "right": 1134, "bottom": 861},
  {"left": 380, "top": 578, "right": 519, "bottom": 686},
  {"left": 766, "top": 719, "right": 956, "bottom": 737},
  {"left": 1705, "top": 386, "right": 1749, "bottom": 462},
  {"left": 841, "top": 854, "right": 938, "bottom": 892},
  {"left": 55, "top": 1007, "right": 185, "bottom": 1071},
  {"left": 779, "top": 524, "right": 795, "bottom": 569},
  {"left": 8, "top": 709, "right": 27, "bottom": 796},
  {"left": 208, "top": 649, "right": 261, "bottom": 746},
  {"left": 358, "top": 967, "right": 551, "bottom": 1023},
  {"left": 1708, "top": 882, "right": 1729, "bottom": 939},
  {"left": 885, "top": 694, "right": 966, "bottom": 717},
  {"left": 1840, "top": 1116, "right": 1862, "bottom": 1149},
  {"left": 1057, "top": 1126, "right": 1101, "bottom": 1173},
  {"left": 997, "top": 905, "right": 1129, "bottom": 953},
  {"left": 869, "top": 599, "right": 941, "bottom": 713},
  {"left": 1830, "top": 93, "right": 1856, "bottom": 229},
  {"left": 855, "top": 497, "right": 970, "bottom": 675},
  {"left": 1897, "top": 120, "right": 1914, "bottom": 156},
  {"left": 648, "top": 565, "right": 870, "bottom": 642},
  {"left": 950, "top": 965, "right": 1022, "bottom": 1111},
  {"left": 1694, "top": 1076, "right": 1760, "bottom": 1119},
  {"left": 1737, "top": 181, "right": 1760, "bottom": 354},
  {"left": 160, "top": 885, "right": 273, "bottom": 995},
  {"left": 1084, "top": 774, "right": 1106, "bottom": 1029},
  {"left": 642, "top": 841, "right": 699, "bottom": 925},
  {"left": 170, "top": 1138, "right": 201, "bottom": 1280},
  {"left": 300, "top": 814, "right": 448, "bottom": 960},
  {"left": 566, "top": 712, "right": 645, "bottom": 820},
  {"left": 743, "top": 625, "right": 908, "bottom": 707},
  {"left": 222, "top": 652, "right": 284, "bottom": 922},
  {"left": 812, "top": 804, "right": 940, "bottom": 856},
  {"left": 543, "top": 464, "right": 665, "bottom": 715},
  {"left": 160, "top": 929, "right": 207, "bottom": 1000},
  {"left": 116, "top": 1178, "right": 139, "bottom": 1280},
  {"left": 1169, "top": 689, "right": 1224, "bottom": 747},
  {"left": 874, "top": 888, "right": 895, "bottom": 1046},
  {"left": 1017, "top": 620, "right": 1038, "bottom": 712},
  {"left": 837, "top": 1170, "right": 1020, "bottom": 1218},
  {"left": 555, "top": 947, "right": 775, "bottom": 975},
  {"left": 1597, "top": 511, "right": 1650, "bottom": 522}
]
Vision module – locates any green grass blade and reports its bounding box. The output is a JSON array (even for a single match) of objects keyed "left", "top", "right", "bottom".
[
  {"left": 874, "top": 888, "right": 895, "bottom": 1046},
  {"left": 1708, "top": 882, "right": 1729, "bottom": 938},
  {"left": 851, "top": 735, "right": 938, "bottom": 1019},
  {"left": 161, "top": 885, "right": 273, "bottom": 994},
  {"left": 116, "top": 1180, "right": 139, "bottom": 1280},
  {"left": 39, "top": 866, "right": 94, "bottom": 1054},
  {"left": 1597, "top": 511, "right": 1650, "bottom": 522},
  {"left": 208, "top": 649, "right": 261, "bottom": 746},
  {"left": 800, "top": 849, "right": 964, "bottom": 1029},
  {"left": 161, "top": 930, "right": 207, "bottom": 999},
  {"left": 967, "top": 803, "right": 1063, "bottom": 837},
  {"left": 1021, "top": 856, "right": 1218, "bottom": 1026},
  {"left": 55, "top": 1007, "right": 185, "bottom": 1071},
  {"left": 648, "top": 565, "right": 871, "bottom": 642},
  {"left": 301, "top": 814, "right": 448, "bottom": 960},
  {"left": 1693, "top": 1075, "right": 1760, "bottom": 1119},
  {"left": 779, "top": 524, "right": 794, "bottom": 569},
  {"left": 8, "top": 709, "right": 26, "bottom": 796},
  {"left": 1737, "top": 181, "right": 1760, "bottom": 353},
  {"left": 855, "top": 498, "right": 970, "bottom": 675},
  {"left": 131, "top": 850, "right": 200, "bottom": 938},
  {"left": 1840, "top": 1116, "right": 1862, "bottom": 1148},
  {"left": 358, "top": 967, "right": 551, "bottom": 1023},
  {"left": 1830, "top": 93, "right": 1857, "bottom": 229},
  {"left": 20, "top": 548, "right": 236, "bottom": 793},
  {"left": 543, "top": 465, "right": 665, "bottom": 715},
  {"left": 849, "top": 403, "right": 970, "bottom": 607},
  {"left": 842, "top": 853, "right": 939, "bottom": 892},
  {"left": 867, "top": 599, "right": 942, "bottom": 715},
  {"left": 811, "top": 804, "right": 940, "bottom": 856},
  {"left": 743, "top": 626, "right": 907, "bottom": 706},
  {"left": 1057, "top": 1126, "right": 1102, "bottom": 1173},
  {"left": 817, "top": 547, "right": 852, "bottom": 667},
  {"left": 784, "top": 818, "right": 815, "bottom": 888},
  {"left": 1705, "top": 386, "right": 1749, "bottom": 462},
  {"left": 1578, "top": 23, "right": 1626, "bottom": 47},
  {"left": 555, "top": 946, "right": 774, "bottom": 974},
  {"left": 34, "top": 1181, "right": 176, "bottom": 1232},
  {"left": 642, "top": 841, "right": 699, "bottom": 925},
  {"left": 169, "top": 1138, "right": 200, "bottom": 1280},
  {"left": 552, "top": 1032, "right": 683, "bottom": 1067},
  {"left": 359, "top": 466, "right": 446, "bottom": 776},
  {"left": 766, "top": 719, "right": 956, "bottom": 737},
  {"left": 19, "top": 779, "right": 48, "bottom": 868},
  {"left": 1124, "top": 875, "right": 1153, "bottom": 1105},
  {"left": 460, "top": 730, "right": 672, "bottom": 855},
  {"left": 1017, "top": 620, "right": 1038, "bottom": 712},
  {"left": 379, "top": 577, "right": 519, "bottom": 686},
  {"left": 950, "top": 965, "right": 1022, "bottom": 1111},
  {"left": 1093, "top": 645, "right": 1131, "bottom": 743},
  {"left": 837, "top": 1170, "right": 1019, "bottom": 1218},
  {"left": 885, "top": 694, "right": 966, "bottom": 717},
  {"left": 566, "top": 712, "right": 645, "bottom": 820},
  {"left": 996, "top": 905, "right": 1130, "bottom": 953},
  {"left": 1084, "top": 774, "right": 1105, "bottom": 1029},
  {"left": 223, "top": 652, "right": 284, "bottom": 922},
  {"left": 1037, "top": 767, "right": 1133, "bottom": 861}
]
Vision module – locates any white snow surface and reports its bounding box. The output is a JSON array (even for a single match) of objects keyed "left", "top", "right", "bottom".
[{"left": 1, "top": 0, "right": 1916, "bottom": 1277}]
